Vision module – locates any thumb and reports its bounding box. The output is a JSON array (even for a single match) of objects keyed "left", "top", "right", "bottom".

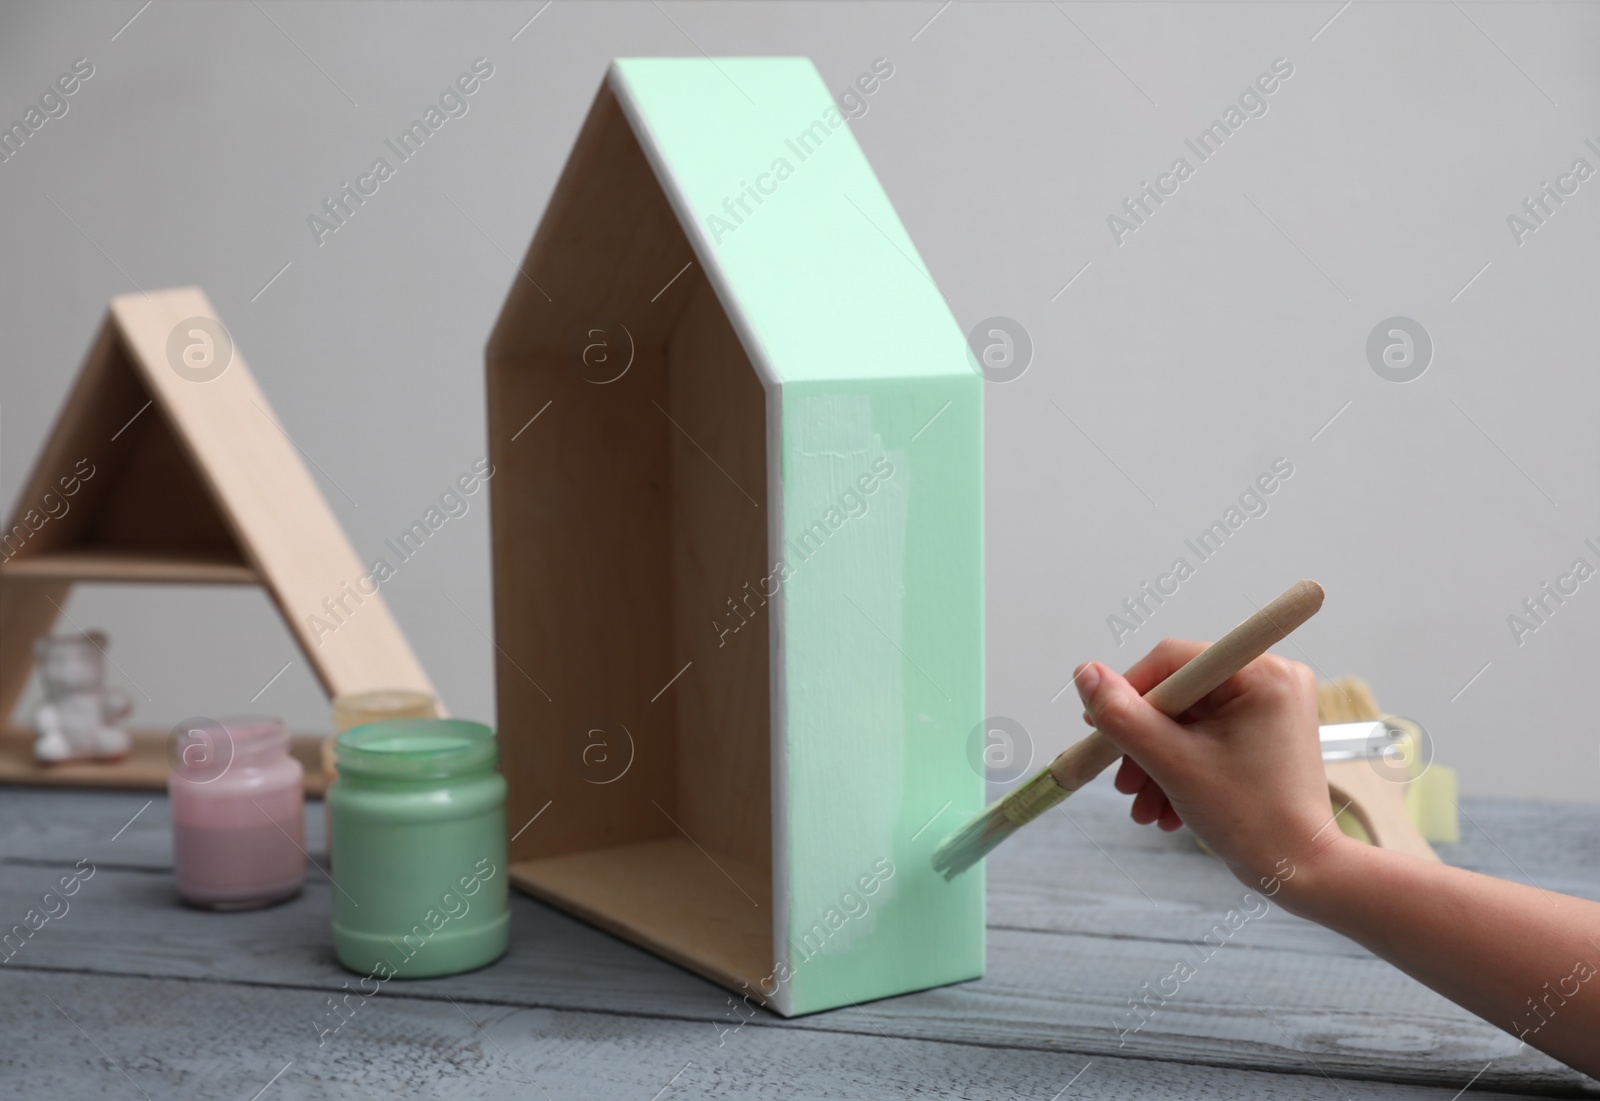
[{"left": 1074, "top": 661, "right": 1191, "bottom": 773}]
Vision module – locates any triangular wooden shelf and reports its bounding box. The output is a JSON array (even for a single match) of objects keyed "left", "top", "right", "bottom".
[
  {"left": 0, "top": 287, "right": 436, "bottom": 791},
  {"left": 1, "top": 548, "right": 260, "bottom": 586}
]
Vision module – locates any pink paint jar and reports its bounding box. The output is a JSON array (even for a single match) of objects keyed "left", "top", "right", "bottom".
[{"left": 169, "top": 717, "right": 306, "bottom": 910}]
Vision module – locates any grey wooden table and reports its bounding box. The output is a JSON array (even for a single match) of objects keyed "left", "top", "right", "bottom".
[{"left": 2, "top": 783, "right": 1596, "bottom": 1099}]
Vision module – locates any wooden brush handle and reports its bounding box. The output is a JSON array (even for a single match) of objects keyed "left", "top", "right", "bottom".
[{"left": 1048, "top": 579, "right": 1326, "bottom": 791}]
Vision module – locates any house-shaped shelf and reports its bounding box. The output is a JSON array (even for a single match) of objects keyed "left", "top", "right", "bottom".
[
  {"left": 487, "top": 58, "right": 985, "bottom": 1016},
  {"left": 0, "top": 287, "right": 436, "bottom": 791}
]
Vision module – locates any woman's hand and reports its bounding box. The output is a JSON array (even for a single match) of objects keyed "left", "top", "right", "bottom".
[
  {"left": 1071, "top": 646, "right": 1600, "bottom": 1077},
  {"left": 1074, "top": 640, "right": 1343, "bottom": 899}
]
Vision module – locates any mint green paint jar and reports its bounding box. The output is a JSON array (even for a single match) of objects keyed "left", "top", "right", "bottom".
[{"left": 329, "top": 719, "right": 509, "bottom": 979}]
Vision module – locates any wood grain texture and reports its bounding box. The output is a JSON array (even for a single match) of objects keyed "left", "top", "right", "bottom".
[
  {"left": 665, "top": 274, "right": 770, "bottom": 869},
  {"left": 110, "top": 288, "right": 434, "bottom": 702},
  {"left": 510, "top": 837, "right": 770, "bottom": 996},
  {"left": 489, "top": 59, "right": 989, "bottom": 1015},
  {"left": 0, "top": 727, "right": 328, "bottom": 793},
  {"left": 0, "top": 548, "right": 259, "bottom": 585},
  {"left": 0, "top": 317, "right": 140, "bottom": 722},
  {"left": 1327, "top": 758, "right": 1441, "bottom": 862},
  {"left": 488, "top": 344, "right": 679, "bottom": 860},
  {"left": 485, "top": 73, "right": 776, "bottom": 998},
  {"left": 0, "top": 290, "right": 434, "bottom": 792},
  {"left": 483, "top": 79, "right": 697, "bottom": 361},
  {"left": 487, "top": 78, "right": 694, "bottom": 868},
  {"left": 5, "top": 785, "right": 1594, "bottom": 1095},
  {"left": 7, "top": 969, "right": 1556, "bottom": 1101},
  {"left": 0, "top": 577, "right": 69, "bottom": 726}
]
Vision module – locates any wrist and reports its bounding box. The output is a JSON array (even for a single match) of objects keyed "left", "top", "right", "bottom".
[{"left": 1272, "top": 833, "right": 1369, "bottom": 920}]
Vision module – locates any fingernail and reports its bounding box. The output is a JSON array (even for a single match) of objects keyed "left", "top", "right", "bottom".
[{"left": 1074, "top": 662, "right": 1100, "bottom": 702}]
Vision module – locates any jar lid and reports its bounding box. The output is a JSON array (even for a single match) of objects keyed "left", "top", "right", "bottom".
[{"left": 335, "top": 718, "right": 496, "bottom": 780}]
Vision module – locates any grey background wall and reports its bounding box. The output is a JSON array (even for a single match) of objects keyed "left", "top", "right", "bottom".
[{"left": 0, "top": 1, "right": 1593, "bottom": 800}]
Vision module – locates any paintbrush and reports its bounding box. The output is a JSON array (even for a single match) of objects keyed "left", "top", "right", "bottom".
[{"left": 932, "top": 578, "right": 1326, "bottom": 879}]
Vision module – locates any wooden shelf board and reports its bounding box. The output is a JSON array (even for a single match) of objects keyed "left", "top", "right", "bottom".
[
  {"left": 0, "top": 724, "right": 327, "bottom": 794},
  {"left": 0, "top": 548, "right": 259, "bottom": 586},
  {"left": 511, "top": 837, "right": 772, "bottom": 997}
]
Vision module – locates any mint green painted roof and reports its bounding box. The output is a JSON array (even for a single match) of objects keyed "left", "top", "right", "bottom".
[{"left": 610, "top": 57, "right": 971, "bottom": 385}]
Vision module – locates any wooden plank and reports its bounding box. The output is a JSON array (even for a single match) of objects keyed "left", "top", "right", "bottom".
[
  {"left": 665, "top": 273, "right": 771, "bottom": 871},
  {"left": 487, "top": 76, "right": 696, "bottom": 869},
  {"left": 484, "top": 80, "right": 697, "bottom": 360},
  {"left": 985, "top": 785, "right": 1600, "bottom": 946},
  {"left": 487, "top": 344, "right": 680, "bottom": 864},
  {"left": 486, "top": 73, "right": 780, "bottom": 1008},
  {"left": 511, "top": 837, "right": 771, "bottom": 997},
  {"left": 0, "top": 729, "right": 328, "bottom": 793},
  {"left": 0, "top": 785, "right": 322, "bottom": 868},
  {"left": 1326, "top": 756, "right": 1439, "bottom": 861},
  {"left": 490, "top": 59, "right": 996, "bottom": 1016},
  {"left": 596, "top": 55, "right": 989, "bottom": 1017},
  {"left": 0, "top": 318, "right": 257, "bottom": 712},
  {"left": 0, "top": 579, "right": 69, "bottom": 727},
  {"left": 79, "top": 381, "right": 250, "bottom": 563},
  {"left": 6, "top": 783, "right": 1597, "bottom": 941},
  {"left": 0, "top": 291, "right": 437, "bottom": 760},
  {"left": 2, "top": 791, "right": 1590, "bottom": 1092},
  {"left": 0, "top": 548, "right": 260, "bottom": 585},
  {"left": 5, "top": 969, "right": 1553, "bottom": 1101},
  {"left": 1, "top": 864, "right": 1580, "bottom": 1092},
  {"left": 6, "top": 783, "right": 1594, "bottom": 912},
  {"left": 109, "top": 288, "right": 435, "bottom": 702},
  {"left": 0, "top": 318, "right": 140, "bottom": 721},
  {"left": 0, "top": 318, "right": 142, "bottom": 563}
]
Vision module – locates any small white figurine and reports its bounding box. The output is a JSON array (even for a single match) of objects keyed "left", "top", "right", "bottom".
[{"left": 32, "top": 631, "right": 132, "bottom": 763}]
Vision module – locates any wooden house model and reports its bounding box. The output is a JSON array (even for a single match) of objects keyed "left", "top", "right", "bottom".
[{"left": 486, "top": 58, "right": 985, "bottom": 1015}]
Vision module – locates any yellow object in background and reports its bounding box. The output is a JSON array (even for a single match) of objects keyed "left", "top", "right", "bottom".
[
  {"left": 331, "top": 687, "right": 437, "bottom": 734},
  {"left": 1318, "top": 681, "right": 1460, "bottom": 848}
]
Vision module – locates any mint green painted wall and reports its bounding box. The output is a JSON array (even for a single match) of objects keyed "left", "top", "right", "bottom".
[
  {"left": 612, "top": 55, "right": 984, "bottom": 1015},
  {"left": 611, "top": 56, "right": 974, "bottom": 385},
  {"left": 779, "top": 377, "right": 984, "bottom": 1015}
]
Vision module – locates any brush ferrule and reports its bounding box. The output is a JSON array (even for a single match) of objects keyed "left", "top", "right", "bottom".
[{"left": 1002, "top": 769, "right": 1069, "bottom": 828}]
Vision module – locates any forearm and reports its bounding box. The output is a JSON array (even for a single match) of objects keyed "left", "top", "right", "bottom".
[{"left": 1282, "top": 836, "right": 1600, "bottom": 1076}]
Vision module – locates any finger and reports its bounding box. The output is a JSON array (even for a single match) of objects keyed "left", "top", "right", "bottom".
[
  {"left": 1121, "top": 639, "right": 1209, "bottom": 695},
  {"left": 1152, "top": 788, "right": 1174, "bottom": 827},
  {"left": 1188, "top": 657, "right": 1316, "bottom": 732},
  {"left": 1120, "top": 640, "right": 1268, "bottom": 723},
  {"left": 1157, "top": 804, "right": 1184, "bottom": 832},
  {"left": 1076, "top": 661, "right": 1199, "bottom": 780},
  {"left": 1130, "top": 778, "right": 1166, "bottom": 825},
  {"left": 1115, "top": 755, "right": 1147, "bottom": 795},
  {"left": 1173, "top": 672, "right": 1250, "bottom": 723}
]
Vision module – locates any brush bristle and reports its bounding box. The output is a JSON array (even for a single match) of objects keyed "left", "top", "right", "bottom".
[
  {"left": 1318, "top": 677, "right": 1381, "bottom": 724},
  {"left": 931, "top": 768, "right": 1069, "bottom": 880}
]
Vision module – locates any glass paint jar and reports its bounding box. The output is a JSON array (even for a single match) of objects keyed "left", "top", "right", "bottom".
[
  {"left": 321, "top": 689, "right": 437, "bottom": 864},
  {"left": 329, "top": 719, "right": 508, "bottom": 979},
  {"left": 169, "top": 717, "right": 305, "bottom": 909}
]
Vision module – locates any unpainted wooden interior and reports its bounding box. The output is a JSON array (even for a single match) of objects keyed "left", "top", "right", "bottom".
[{"left": 490, "top": 80, "right": 774, "bottom": 993}]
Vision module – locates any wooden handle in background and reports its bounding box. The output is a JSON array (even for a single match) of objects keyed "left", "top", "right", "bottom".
[
  {"left": 1324, "top": 760, "right": 1440, "bottom": 862},
  {"left": 1048, "top": 579, "right": 1326, "bottom": 792}
]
